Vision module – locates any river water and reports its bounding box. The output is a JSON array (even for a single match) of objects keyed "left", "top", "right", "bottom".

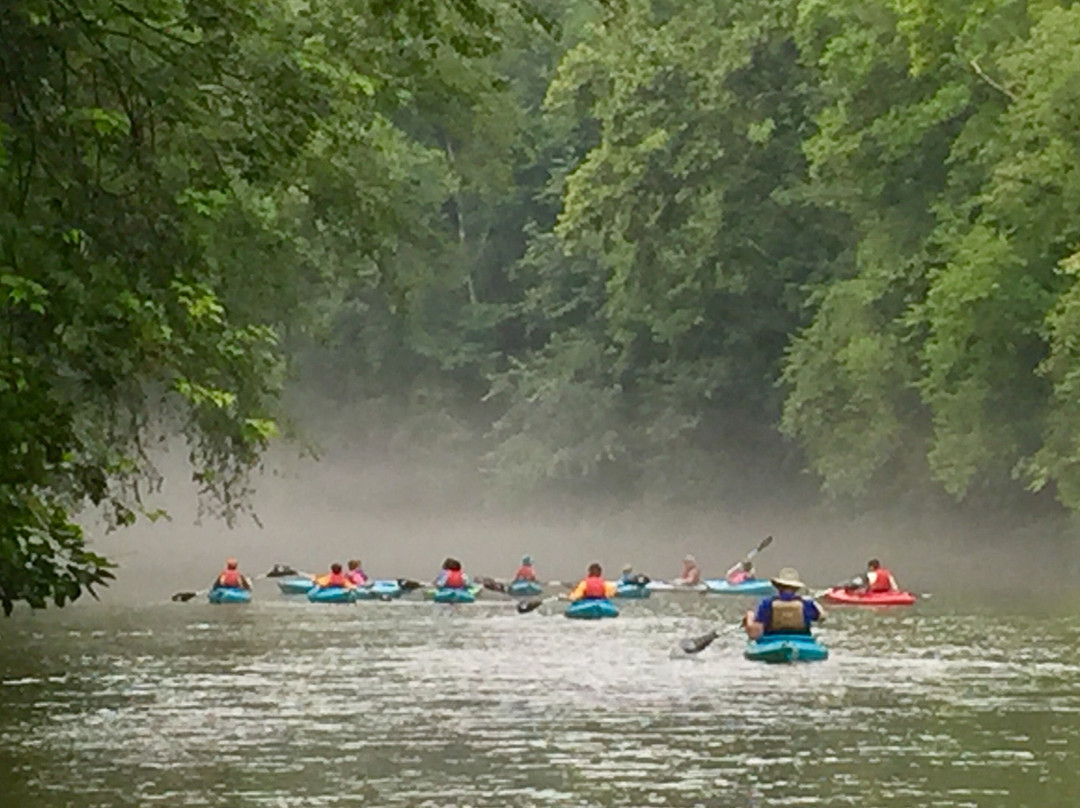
[{"left": 0, "top": 590, "right": 1077, "bottom": 807}]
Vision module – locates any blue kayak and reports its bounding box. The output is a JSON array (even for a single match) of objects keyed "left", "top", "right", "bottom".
[
  {"left": 432, "top": 587, "right": 476, "bottom": 604},
  {"left": 614, "top": 582, "right": 651, "bottom": 599},
  {"left": 307, "top": 586, "right": 354, "bottom": 604},
  {"left": 425, "top": 584, "right": 482, "bottom": 601},
  {"left": 352, "top": 579, "right": 404, "bottom": 601},
  {"left": 565, "top": 599, "right": 619, "bottom": 619},
  {"left": 704, "top": 578, "right": 776, "bottom": 596},
  {"left": 508, "top": 580, "right": 543, "bottom": 597},
  {"left": 208, "top": 587, "right": 252, "bottom": 604},
  {"left": 277, "top": 577, "right": 315, "bottom": 595},
  {"left": 744, "top": 633, "right": 828, "bottom": 664}
]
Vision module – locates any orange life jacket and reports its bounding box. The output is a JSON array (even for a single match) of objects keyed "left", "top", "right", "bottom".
[
  {"left": 868, "top": 568, "right": 894, "bottom": 592},
  {"left": 218, "top": 570, "right": 242, "bottom": 588},
  {"left": 582, "top": 575, "right": 607, "bottom": 599},
  {"left": 444, "top": 569, "right": 466, "bottom": 588}
]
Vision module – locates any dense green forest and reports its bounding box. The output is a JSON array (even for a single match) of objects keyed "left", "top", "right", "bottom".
[{"left": 2, "top": 0, "right": 1079, "bottom": 610}]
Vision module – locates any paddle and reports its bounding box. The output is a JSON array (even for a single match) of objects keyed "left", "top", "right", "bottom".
[
  {"left": 738, "top": 535, "right": 773, "bottom": 569},
  {"left": 478, "top": 576, "right": 508, "bottom": 595},
  {"left": 517, "top": 594, "right": 566, "bottom": 614},
  {"left": 679, "top": 623, "right": 744, "bottom": 654},
  {"left": 397, "top": 579, "right": 423, "bottom": 592},
  {"left": 811, "top": 575, "right": 864, "bottom": 598},
  {"left": 266, "top": 563, "right": 299, "bottom": 578}
]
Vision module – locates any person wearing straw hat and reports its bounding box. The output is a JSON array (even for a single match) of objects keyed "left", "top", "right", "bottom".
[
  {"left": 618, "top": 563, "right": 636, "bottom": 585},
  {"left": 742, "top": 567, "right": 824, "bottom": 640}
]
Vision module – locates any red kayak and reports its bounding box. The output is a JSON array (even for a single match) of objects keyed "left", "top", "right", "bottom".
[{"left": 822, "top": 588, "right": 917, "bottom": 606}]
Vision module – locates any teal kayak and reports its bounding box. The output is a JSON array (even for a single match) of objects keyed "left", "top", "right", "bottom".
[
  {"left": 614, "top": 582, "right": 651, "bottom": 599},
  {"left": 208, "top": 587, "right": 252, "bottom": 604},
  {"left": 432, "top": 587, "right": 476, "bottom": 604},
  {"left": 704, "top": 578, "right": 776, "bottom": 596},
  {"left": 307, "top": 586, "right": 354, "bottom": 604},
  {"left": 508, "top": 580, "right": 543, "bottom": 597},
  {"left": 425, "top": 584, "right": 481, "bottom": 601},
  {"left": 565, "top": 599, "right": 619, "bottom": 619},
  {"left": 352, "top": 579, "right": 404, "bottom": 600},
  {"left": 277, "top": 577, "right": 315, "bottom": 595},
  {"left": 744, "top": 633, "right": 828, "bottom": 664}
]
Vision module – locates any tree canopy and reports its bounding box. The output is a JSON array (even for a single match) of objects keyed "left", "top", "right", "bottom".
[{"left": 3, "top": 0, "right": 1080, "bottom": 610}]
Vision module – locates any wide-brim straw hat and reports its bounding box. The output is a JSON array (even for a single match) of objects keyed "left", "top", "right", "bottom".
[{"left": 770, "top": 567, "right": 805, "bottom": 589}]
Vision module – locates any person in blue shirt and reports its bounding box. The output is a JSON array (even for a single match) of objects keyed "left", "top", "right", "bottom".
[
  {"left": 619, "top": 563, "right": 635, "bottom": 584},
  {"left": 743, "top": 567, "right": 824, "bottom": 639}
]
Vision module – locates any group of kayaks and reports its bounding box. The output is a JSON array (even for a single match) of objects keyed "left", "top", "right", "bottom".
[{"left": 206, "top": 574, "right": 918, "bottom": 664}]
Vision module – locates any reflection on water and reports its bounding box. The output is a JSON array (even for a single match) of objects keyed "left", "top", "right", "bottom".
[{"left": 1, "top": 592, "right": 1077, "bottom": 807}]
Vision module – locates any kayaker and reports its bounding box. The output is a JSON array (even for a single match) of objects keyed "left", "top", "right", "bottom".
[
  {"left": 742, "top": 567, "right": 824, "bottom": 639},
  {"left": 315, "top": 563, "right": 354, "bottom": 589},
  {"left": 619, "top": 563, "right": 635, "bottom": 584},
  {"left": 725, "top": 560, "right": 755, "bottom": 585},
  {"left": 513, "top": 556, "right": 537, "bottom": 582},
  {"left": 434, "top": 558, "right": 470, "bottom": 589},
  {"left": 568, "top": 563, "right": 618, "bottom": 601},
  {"left": 864, "top": 559, "right": 899, "bottom": 593},
  {"left": 214, "top": 558, "right": 252, "bottom": 590},
  {"left": 346, "top": 559, "right": 369, "bottom": 587},
  {"left": 674, "top": 555, "right": 701, "bottom": 585}
]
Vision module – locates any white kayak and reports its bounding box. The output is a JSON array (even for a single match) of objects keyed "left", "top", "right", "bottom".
[{"left": 646, "top": 580, "right": 707, "bottom": 592}]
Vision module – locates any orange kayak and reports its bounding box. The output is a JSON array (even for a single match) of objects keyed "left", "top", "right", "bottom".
[{"left": 822, "top": 588, "right": 917, "bottom": 606}]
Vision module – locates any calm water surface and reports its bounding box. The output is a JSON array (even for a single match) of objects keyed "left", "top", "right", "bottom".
[{"left": 1, "top": 590, "right": 1077, "bottom": 807}]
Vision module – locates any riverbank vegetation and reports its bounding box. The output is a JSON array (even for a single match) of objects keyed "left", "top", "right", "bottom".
[{"left": 2, "top": 0, "right": 1079, "bottom": 609}]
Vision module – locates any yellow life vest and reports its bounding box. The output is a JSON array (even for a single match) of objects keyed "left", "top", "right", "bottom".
[{"left": 768, "top": 598, "right": 809, "bottom": 633}]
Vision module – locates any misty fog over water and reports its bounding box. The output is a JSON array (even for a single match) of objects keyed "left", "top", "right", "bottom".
[{"left": 85, "top": 416, "right": 1080, "bottom": 606}]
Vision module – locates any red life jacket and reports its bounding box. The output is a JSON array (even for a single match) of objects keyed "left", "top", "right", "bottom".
[
  {"left": 323, "top": 572, "right": 349, "bottom": 588},
  {"left": 514, "top": 565, "right": 536, "bottom": 581},
  {"left": 868, "top": 568, "right": 894, "bottom": 592},
  {"left": 582, "top": 575, "right": 607, "bottom": 599},
  {"left": 444, "top": 569, "right": 466, "bottom": 588},
  {"left": 219, "top": 570, "right": 242, "bottom": 587}
]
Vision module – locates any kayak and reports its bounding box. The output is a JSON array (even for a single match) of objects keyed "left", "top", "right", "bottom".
[
  {"left": 277, "top": 577, "right": 315, "bottom": 595},
  {"left": 307, "top": 586, "right": 355, "bottom": 604},
  {"left": 508, "top": 580, "right": 543, "bottom": 597},
  {"left": 744, "top": 633, "right": 828, "bottom": 664},
  {"left": 424, "top": 584, "right": 482, "bottom": 601},
  {"left": 704, "top": 578, "right": 776, "bottom": 596},
  {"left": 208, "top": 587, "right": 251, "bottom": 604},
  {"left": 565, "top": 599, "right": 619, "bottom": 620},
  {"left": 614, "top": 582, "right": 651, "bottom": 599},
  {"left": 822, "top": 588, "right": 917, "bottom": 606},
  {"left": 646, "top": 581, "right": 706, "bottom": 592},
  {"left": 352, "top": 579, "right": 404, "bottom": 601},
  {"left": 431, "top": 587, "right": 476, "bottom": 604}
]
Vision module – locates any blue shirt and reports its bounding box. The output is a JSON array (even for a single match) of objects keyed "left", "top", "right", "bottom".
[{"left": 754, "top": 591, "right": 821, "bottom": 632}]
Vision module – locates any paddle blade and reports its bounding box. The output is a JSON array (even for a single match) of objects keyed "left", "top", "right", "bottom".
[
  {"left": 517, "top": 598, "right": 543, "bottom": 614},
  {"left": 266, "top": 564, "right": 298, "bottom": 578},
  {"left": 171, "top": 592, "right": 197, "bottom": 602},
  {"left": 679, "top": 630, "right": 719, "bottom": 655},
  {"left": 397, "top": 579, "right": 422, "bottom": 592},
  {"left": 757, "top": 535, "right": 774, "bottom": 552},
  {"left": 479, "top": 577, "right": 507, "bottom": 594}
]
